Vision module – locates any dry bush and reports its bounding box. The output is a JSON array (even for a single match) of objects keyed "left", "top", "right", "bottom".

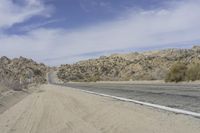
[
  {"left": 186, "top": 63, "right": 200, "bottom": 81},
  {"left": 0, "top": 79, "right": 24, "bottom": 91},
  {"left": 165, "top": 62, "right": 187, "bottom": 82}
]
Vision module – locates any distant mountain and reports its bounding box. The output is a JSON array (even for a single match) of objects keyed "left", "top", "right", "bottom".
[
  {"left": 57, "top": 46, "right": 200, "bottom": 82},
  {"left": 0, "top": 56, "right": 47, "bottom": 91}
]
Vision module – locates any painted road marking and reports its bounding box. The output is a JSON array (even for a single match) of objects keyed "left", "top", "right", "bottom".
[{"left": 79, "top": 89, "right": 200, "bottom": 118}]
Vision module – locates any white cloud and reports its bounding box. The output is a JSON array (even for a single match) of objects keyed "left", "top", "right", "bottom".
[
  {"left": 18, "top": 18, "right": 65, "bottom": 32},
  {"left": 0, "top": 0, "right": 52, "bottom": 29},
  {"left": 0, "top": 0, "right": 200, "bottom": 66}
]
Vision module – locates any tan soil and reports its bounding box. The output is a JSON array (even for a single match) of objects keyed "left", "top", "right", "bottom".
[{"left": 0, "top": 84, "right": 200, "bottom": 133}]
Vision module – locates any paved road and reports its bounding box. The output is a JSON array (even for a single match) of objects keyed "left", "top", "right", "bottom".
[
  {"left": 63, "top": 83, "right": 200, "bottom": 113},
  {"left": 1, "top": 74, "right": 200, "bottom": 133},
  {"left": 48, "top": 73, "right": 200, "bottom": 113},
  {"left": 2, "top": 84, "right": 200, "bottom": 133}
]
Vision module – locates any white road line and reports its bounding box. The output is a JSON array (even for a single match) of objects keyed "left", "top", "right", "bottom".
[{"left": 79, "top": 89, "right": 200, "bottom": 118}]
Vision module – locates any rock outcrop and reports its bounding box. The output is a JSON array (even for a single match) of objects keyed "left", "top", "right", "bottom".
[
  {"left": 0, "top": 56, "right": 47, "bottom": 90},
  {"left": 57, "top": 46, "right": 200, "bottom": 82}
]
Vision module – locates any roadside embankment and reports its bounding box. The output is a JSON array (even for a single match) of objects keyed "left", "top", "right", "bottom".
[{"left": 0, "top": 84, "right": 39, "bottom": 114}]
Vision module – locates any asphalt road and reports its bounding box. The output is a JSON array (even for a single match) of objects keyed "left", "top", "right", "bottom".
[
  {"left": 2, "top": 84, "right": 200, "bottom": 133},
  {"left": 48, "top": 73, "right": 200, "bottom": 113}
]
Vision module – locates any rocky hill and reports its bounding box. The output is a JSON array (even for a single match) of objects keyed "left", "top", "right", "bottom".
[
  {"left": 57, "top": 46, "right": 200, "bottom": 82},
  {"left": 0, "top": 56, "right": 47, "bottom": 91}
]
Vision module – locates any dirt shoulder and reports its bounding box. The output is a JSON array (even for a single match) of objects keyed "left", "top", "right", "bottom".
[
  {"left": 0, "top": 85, "right": 39, "bottom": 114},
  {"left": 0, "top": 84, "right": 200, "bottom": 133}
]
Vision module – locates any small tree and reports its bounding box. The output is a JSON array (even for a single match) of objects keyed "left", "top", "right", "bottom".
[
  {"left": 186, "top": 63, "right": 200, "bottom": 81},
  {"left": 165, "top": 62, "right": 187, "bottom": 82}
]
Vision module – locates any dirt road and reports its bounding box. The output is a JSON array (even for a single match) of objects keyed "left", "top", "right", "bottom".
[{"left": 0, "top": 84, "right": 200, "bottom": 133}]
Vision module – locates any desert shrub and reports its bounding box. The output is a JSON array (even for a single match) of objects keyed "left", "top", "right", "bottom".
[
  {"left": 33, "top": 69, "right": 42, "bottom": 76},
  {"left": 87, "top": 75, "right": 100, "bottom": 82},
  {"left": 186, "top": 63, "right": 200, "bottom": 81},
  {"left": 0, "top": 79, "right": 23, "bottom": 91},
  {"left": 165, "top": 62, "right": 187, "bottom": 82},
  {"left": 10, "top": 80, "right": 24, "bottom": 91}
]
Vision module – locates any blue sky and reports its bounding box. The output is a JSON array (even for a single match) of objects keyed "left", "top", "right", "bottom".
[
  {"left": 6, "top": 0, "right": 166, "bottom": 33},
  {"left": 0, "top": 0, "right": 200, "bottom": 66}
]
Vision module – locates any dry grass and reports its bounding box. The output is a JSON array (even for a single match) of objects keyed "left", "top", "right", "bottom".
[
  {"left": 165, "top": 62, "right": 200, "bottom": 82},
  {"left": 0, "top": 79, "right": 24, "bottom": 91}
]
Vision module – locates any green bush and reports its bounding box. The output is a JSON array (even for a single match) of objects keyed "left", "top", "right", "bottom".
[
  {"left": 165, "top": 62, "right": 187, "bottom": 82},
  {"left": 186, "top": 63, "right": 200, "bottom": 81}
]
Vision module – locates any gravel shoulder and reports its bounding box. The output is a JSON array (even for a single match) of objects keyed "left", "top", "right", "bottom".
[
  {"left": 0, "top": 85, "right": 38, "bottom": 114},
  {"left": 0, "top": 84, "right": 200, "bottom": 133}
]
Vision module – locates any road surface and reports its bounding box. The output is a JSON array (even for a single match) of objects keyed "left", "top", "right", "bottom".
[
  {"left": 0, "top": 73, "right": 200, "bottom": 133},
  {"left": 0, "top": 84, "right": 200, "bottom": 133},
  {"left": 48, "top": 73, "right": 200, "bottom": 113}
]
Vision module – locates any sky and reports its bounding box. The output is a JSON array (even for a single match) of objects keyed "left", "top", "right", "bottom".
[{"left": 0, "top": 0, "right": 200, "bottom": 66}]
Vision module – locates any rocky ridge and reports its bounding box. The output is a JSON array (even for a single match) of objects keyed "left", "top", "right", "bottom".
[
  {"left": 57, "top": 46, "right": 200, "bottom": 82},
  {"left": 0, "top": 56, "right": 47, "bottom": 91}
]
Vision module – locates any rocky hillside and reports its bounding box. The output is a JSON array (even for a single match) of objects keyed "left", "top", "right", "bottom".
[
  {"left": 0, "top": 56, "right": 47, "bottom": 91},
  {"left": 57, "top": 46, "right": 200, "bottom": 82}
]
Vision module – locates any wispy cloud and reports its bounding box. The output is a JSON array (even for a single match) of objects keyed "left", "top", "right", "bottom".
[
  {"left": 18, "top": 18, "right": 65, "bottom": 32},
  {"left": 0, "top": 0, "right": 52, "bottom": 29},
  {"left": 0, "top": 0, "right": 200, "bottom": 66},
  {"left": 80, "top": 0, "right": 112, "bottom": 13}
]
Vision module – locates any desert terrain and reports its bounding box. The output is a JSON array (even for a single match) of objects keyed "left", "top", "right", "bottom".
[
  {"left": 0, "top": 84, "right": 200, "bottom": 133},
  {"left": 1, "top": 46, "right": 200, "bottom": 133}
]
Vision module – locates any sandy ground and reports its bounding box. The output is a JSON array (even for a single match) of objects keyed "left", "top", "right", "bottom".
[
  {"left": 0, "top": 84, "right": 200, "bottom": 133},
  {"left": 0, "top": 85, "right": 37, "bottom": 114}
]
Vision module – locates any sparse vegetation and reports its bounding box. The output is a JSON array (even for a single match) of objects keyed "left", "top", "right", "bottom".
[
  {"left": 165, "top": 62, "right": 187, "bottom": 82},
  {"left": 0, "top": 79, "right": 23, "bottom": 91},
  {"left": 0, "top": 56, "right": 47, "bottom": 91},
  {"left": 186, "top": 63, "right": 200, "bottom": 81},
  {"left": 58, "top": 46, "right": 200, "bottom": 82},
  {"left": 165, "top": 62, "right": 200, "bottom": 82}
]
